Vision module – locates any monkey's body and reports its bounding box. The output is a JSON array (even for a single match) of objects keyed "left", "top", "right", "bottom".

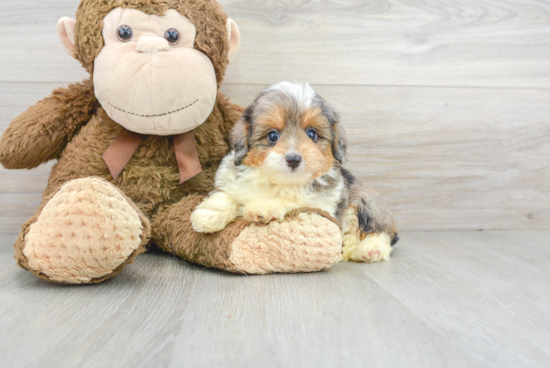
[{"left": 44, "top": 98, "right": 237, "bottom": 215}]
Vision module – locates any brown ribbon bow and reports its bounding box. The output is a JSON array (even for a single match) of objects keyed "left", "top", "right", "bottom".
[{"left": 103, "top": 128, "right": 202, "bottom": 184}]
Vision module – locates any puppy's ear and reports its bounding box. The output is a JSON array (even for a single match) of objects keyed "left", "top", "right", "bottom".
[
  {"left": 231, "top": 117, "right": 250, "bottom": 166},
  {"left": 332, "top": 119, "right": 348, "bottom": 165},
  {"left": 319, "top": 96, "right": 348, "bottom": 165}
]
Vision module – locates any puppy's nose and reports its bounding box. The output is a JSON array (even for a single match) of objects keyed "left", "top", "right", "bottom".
[
  {"left": 136, "top": 37, "right": 170, "bottom": 53},
  {"left": 286, "top": 154, "right": 302, "bottom": 169}
]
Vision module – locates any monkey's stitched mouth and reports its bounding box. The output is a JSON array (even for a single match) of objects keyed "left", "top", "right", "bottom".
[{"left": 108, "top": 99, "right": 199, "bottom": 118}]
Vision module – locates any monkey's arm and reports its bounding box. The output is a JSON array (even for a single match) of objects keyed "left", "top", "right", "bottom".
[{"left": 0, "top": 79, "right": 97, "bottom": 170}]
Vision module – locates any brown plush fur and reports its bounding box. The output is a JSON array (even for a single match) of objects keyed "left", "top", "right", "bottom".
[
  {"left": 0, "top": 79, "right": 97, "bottom": 170},
  {"left": 0, "top": 0, "right": 242, "bottom": 282},
  {"left": 152, "top": 195, "right": 248, "bottom": 272},
  {"left": 0, "top": 0, "right": 344, "bottom": 283}
]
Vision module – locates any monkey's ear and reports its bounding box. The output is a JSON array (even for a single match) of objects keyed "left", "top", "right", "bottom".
[
  {"left": 226, "top": 18, "right": 241, "bottom": 62},
  {"left": 231, "top": 118, "right": 250, "bottom": 166},
  {"left": 332, "top": 121, "right": 348, "bottom": 165},
  {"left": 57, "top": 17, "right": 77, "bottom": 57}
]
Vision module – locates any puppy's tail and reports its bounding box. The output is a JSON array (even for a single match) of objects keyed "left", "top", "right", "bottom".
[{"left": 342, "top": 168, "right": 399, "bottom": 246}]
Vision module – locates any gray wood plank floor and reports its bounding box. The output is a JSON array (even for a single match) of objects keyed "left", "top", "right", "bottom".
[{"left": 1, "top": 231, "right": 549, "bottom": 368}]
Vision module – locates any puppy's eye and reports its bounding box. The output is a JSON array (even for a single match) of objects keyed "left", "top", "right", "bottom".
[
  {"left": 117, "top": 25, "right": 133, "bottom": 42},
  {"left": 165, "top": 28, "right": 180, "bottom": 45},
  {"left": 306, "top": 128, "right": 318, "bottom": 142},
  {"left": 267, "top": 130, "right": 280, "bottom": 144}
]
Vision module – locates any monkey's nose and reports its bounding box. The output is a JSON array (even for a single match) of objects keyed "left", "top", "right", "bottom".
[
  {"left": 136, "top": 37, "right": 170, "bottom": 53},
  {"left": 286, "top": 154, "right": 302, "bottom": 169}
]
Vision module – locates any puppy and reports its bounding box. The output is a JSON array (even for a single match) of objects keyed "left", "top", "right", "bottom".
[{"left": 191, "top": 82, "right": 398, "bottom": 262}]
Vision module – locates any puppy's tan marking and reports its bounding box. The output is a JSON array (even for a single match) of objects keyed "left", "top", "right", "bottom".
[
  {"left": 258, "top": 104, "right": 286, "bottom": 132},
  {"left": 296, "top": 139, "right": 331, "bottom": 179},
  {"left": 301, "top": 108, "right": 323, "bottom": 129},
  {"left": 243, "top": 149, "right": 268, "bottom": 168},
  {"left": 302, "top": 108, "right": 332, "bottom": 138}
]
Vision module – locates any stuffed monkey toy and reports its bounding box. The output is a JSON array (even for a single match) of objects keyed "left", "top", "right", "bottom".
[{"left": 0, "top": 0, "right": 348, "bottom": 284}]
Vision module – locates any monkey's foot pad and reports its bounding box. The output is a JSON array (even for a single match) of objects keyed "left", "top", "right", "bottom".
[
  {"left": 23, "top": 178, "right": 145, "bottom": 284},
  {"left": 229, "top": 209, "right": 343, "bottom": 274}
]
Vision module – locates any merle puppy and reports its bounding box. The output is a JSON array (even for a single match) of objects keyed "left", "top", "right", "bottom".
[{"left": 191, "top": 82, "right": 398, "bottom": 262}]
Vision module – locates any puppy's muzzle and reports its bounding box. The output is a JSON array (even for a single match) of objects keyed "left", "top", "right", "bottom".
[{"left": 286, "top": 154, "right": 302, "bottom": 169}]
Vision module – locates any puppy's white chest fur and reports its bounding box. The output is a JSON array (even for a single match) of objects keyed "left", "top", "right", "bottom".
[{"left": 215, "top": 153, "right": 344, "bottom": 216}]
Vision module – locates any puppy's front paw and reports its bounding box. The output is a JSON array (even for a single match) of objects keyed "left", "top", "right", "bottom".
[
  {"left": 350, "top": 232, "right": 392, "bottom": 263},
  {"left": 243, "top": 202, "right": 286, "bottom": 224},
  {"left": 191, "top": 208, "right": 236, "bottom": 233}
]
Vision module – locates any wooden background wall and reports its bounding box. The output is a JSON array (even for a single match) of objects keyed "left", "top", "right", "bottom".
[{"left": 0, "top": 0, "right": 549, "bottom": 232}]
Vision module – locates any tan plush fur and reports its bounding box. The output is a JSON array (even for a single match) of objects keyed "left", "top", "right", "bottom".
[
  {"left": 230, "top": 210, "right": 343, "bottom": 274},
  {"left": 0, "top": 0, "right": 344, "bottom": 283},
  {"left": 24, "top": 178, "right": 147, "bottom": 284}
]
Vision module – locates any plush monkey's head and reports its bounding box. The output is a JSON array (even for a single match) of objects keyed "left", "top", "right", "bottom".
[{"left": 57, "top": 0, "right": 240, "bottom": 136}]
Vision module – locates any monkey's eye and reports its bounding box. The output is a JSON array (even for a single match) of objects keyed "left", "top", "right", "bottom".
[
  {"left": 306, "top": 128, "right": 318, "bottom": 142},
  {"left": 117, "top": 25, "right": 133, "bottom": 42},
  {"left": 267, "top": 130, "right": 280, "bottom": 144},
  {"left": 164, "top": 28, "right": 180, "bottom": 45}
]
